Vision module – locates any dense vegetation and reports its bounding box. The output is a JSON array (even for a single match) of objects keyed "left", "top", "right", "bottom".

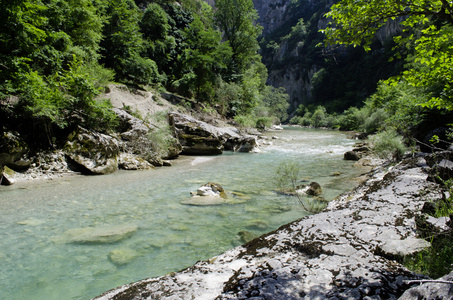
[
  {"left": 286, "top": 0, "right": 453, "bottom": 149},
  {"left": 0, "top": 0, "right": 289, "bottom": 149},
  {"left": 1, "top": 0, "right": 452, "bottom": 151},
  {"left": 321, "top": 0, "right": 453, "bottom": 278}
]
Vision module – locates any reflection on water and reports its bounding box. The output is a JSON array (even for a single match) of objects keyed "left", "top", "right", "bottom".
[{"left": 0, "top": 128, "right": 363, "bottom": 300}]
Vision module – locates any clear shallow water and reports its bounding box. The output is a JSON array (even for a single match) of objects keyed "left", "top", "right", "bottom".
[{"left": 0, "top": 127, "right": 364, "bottom": 300}]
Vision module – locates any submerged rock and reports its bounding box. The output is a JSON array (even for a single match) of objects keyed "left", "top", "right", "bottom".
[
  {"left": 56, "top": 224, "right": 138, "bottom": 244},
  {"left": 238, "top": 230, "right": 257, "bottom": 243},
  {"left": 108, "top": 248, "right": 140, "bottom": 266}
]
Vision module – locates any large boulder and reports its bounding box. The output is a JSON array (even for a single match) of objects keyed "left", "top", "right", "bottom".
[
  {"left": 0, "top": 131, "right": 30, "bottom": 170},
  {"left": 114, "top": 108, "right": 182, "bottom": 165},
  {"left": 64, "top": 127, "right": 119, "bottom": 175},
  {"left": 169, "top": 112, "right": 258, "bottom": 155},
  {"left": 169, "top": 112, "right": 224, "bottom": 155},
  {"left": 1, "top": 165, "right": 16, "bottom": 185}
]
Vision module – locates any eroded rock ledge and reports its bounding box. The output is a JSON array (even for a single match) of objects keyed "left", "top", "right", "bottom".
[{"left": 93, "top": 155, "right": 451, "bottom": 300}]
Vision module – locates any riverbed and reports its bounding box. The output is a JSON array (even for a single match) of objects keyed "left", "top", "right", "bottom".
[{"left": 0, "top": 127, "right": 365, "bottom": 300}]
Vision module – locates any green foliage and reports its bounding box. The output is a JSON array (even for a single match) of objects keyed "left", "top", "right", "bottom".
[
  {"left": 215, "top": 0, "right": 263, "bottom": 75},
  {"left": 261, "top": 86, "right": 290, "bottom": 122},
  {"left": 275, "top": 160, "right": 327, "bottom": 213},
  {"left": 369, "top": 130, "right": 407, "bottom": 161},
  {"left": 100, "top": 0, "right": 159, "bottom": 86},
  {"left": 215, "top": 80, "right": 242, "bottom": 116},
  {"left": 368, "top": 81, "right": 427, "bottom": 135},
  {"left": 0, "top": 0, "right": 278, "bottom": 149},
  {"left": 404, "top": 235, "right": 453, "bottom": 278},
  {"left": 324, "top": 0, "right": 453, "bottom": 110},
  {"left": 139, "top": 3, "right": 170, "bottom": 40},
  {"left": 182, "top": 14, "right": 233, "bottom": 101}
]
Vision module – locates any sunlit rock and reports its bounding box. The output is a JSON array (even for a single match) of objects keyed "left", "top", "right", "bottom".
[
  {"left": 1, "top": 165, "right": 15, "bottom": 185},
  {"left": 169, "top": 112, "right": 259, "bottom": 155},
  {"left": 118, "top": 153, "right": 153, "bottom": 170},
  {"left": 64, "top": 127, "right": 119, "bottom": 175},
  {"left": 182, "top": 182, "right": 245, "bottom": 206}
]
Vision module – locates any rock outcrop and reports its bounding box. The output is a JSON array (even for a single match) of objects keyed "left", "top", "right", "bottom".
[
  {"left": 64, "top": 127, "right": 119, "bottom": 175},
  {"left": 93, "top": 155, "right": 446, "bottom": 299},
  {"left": 0, "top": 131, "right": 29, "bottom": 171},
  {"left": 114, "top": 108, "right": 182, "bottom": 166},
  {"left": 169, "top": 112, "right": 258, "bottom": 155}
]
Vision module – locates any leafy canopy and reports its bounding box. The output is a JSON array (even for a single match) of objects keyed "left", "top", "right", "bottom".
[{"left": 323, "top": 0, "right": 453, "bottom": 110}]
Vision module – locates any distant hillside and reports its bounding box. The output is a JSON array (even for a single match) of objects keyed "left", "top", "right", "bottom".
[{"left": 254, "top": 0, "right": 402, "bottom": 113}]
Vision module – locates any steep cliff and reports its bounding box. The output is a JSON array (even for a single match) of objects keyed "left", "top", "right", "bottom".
[{"left": 255, "top": 0, "right": 402, "bottom": 113}]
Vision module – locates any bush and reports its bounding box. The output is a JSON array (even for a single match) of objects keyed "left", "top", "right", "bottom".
[
  {"left": 369, "top": 130, "right": 407, "bottom": 161},
  {"left": 255, "top": 116, "right": 273, "bottom": 130},
  {"left": 275, "top": 160, "right": 326, "bottom": 213},
  {"left": 311, "top": 106, "right": 327, "bottom": 127},
  {"left": 121, "top": 56, "right": 160, "bottom": 86},
  {"left": 233, "top": 114, "right": 256, "bottom": 129},
  {"left": 362, "top": 108, "right": 388, "bottom": 134}
]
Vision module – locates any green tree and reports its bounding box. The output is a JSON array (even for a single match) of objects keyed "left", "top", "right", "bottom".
[
  {"left": 182, "top": 15, "right": 232, "bottom": 101},
  {"left": 100, "top": 0, "right": 159, "bottom": 85},
  {"left": 0, "top": 0, "right": 48, "bottom": 94},
  {"left": 44, "top": 0, "right": 103, "bottom": 60},
  {"left": 214, "top": 0, "right": 263, "bottom": 75},
  {"left": 323, "top": 0, "right": 453, "bottom": 110},
  {"left": 261, "top": 86, "right": 290, "bottom": 122}
]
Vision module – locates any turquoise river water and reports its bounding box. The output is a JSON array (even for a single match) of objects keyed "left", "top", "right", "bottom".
[{"left": 0, "top": 127, "right": 365, "bottom": 300}]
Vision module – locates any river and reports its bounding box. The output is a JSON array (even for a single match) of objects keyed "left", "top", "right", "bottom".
[{"left": 0, "top": 127, "right": 365, "bottom": 300}]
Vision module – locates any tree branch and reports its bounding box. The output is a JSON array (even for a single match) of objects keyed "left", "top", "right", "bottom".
[{"left": 404, "top": 279, "right": 453, "bottom": 285}]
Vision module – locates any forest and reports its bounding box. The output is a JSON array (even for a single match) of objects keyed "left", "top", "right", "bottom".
[
  {"left": 0, "top": 0, "right": 290, "bottom": 150},
  {"left": 1, "top": 0, "right": 453, "bottom": 152}
]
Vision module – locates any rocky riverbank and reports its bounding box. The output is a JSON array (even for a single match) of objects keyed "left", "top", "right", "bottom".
[
  {"left": 0, "top": 85, "right": 260, "bottom": 185},
  {"left": 93, "top": 153, "right": 453, "bottom": 299}
]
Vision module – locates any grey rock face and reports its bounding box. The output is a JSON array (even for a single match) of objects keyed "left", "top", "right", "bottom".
[
  {"left": 64, "top": 127, "right": 119, "bottom": 174},
  {"left": 399, "top": 271, "right": 453, "bottom": 300},
  {"left": 93, "top": 156, "right": 442, "bottom": 300},
  {"left": 0, "top": 131, "right": 29, "bottom": 169},
  {"left": 169, "top": 112, "right": 258, "bottom": 155},
  {"left": 114, "top": 108, "right": 182, "bottom": 165}
]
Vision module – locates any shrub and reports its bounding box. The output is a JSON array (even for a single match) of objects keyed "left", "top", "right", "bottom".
[
  {"left": 233, "top": 114, "right": 256, "bottom": 129},
  {"left": 311, "top": 106, "right": 327, "bottom": 127},
  {"left": 275, "top": 160, "right": 327, "bottom": 213},
  {"left": 362, "top": 108, "right": 388, "bottom": 134},
  {"left": 369, "top": 130, "right": 407, "bottom": 161},
  {"left": 255, "top": 116, "right": 273, "bottom": 130}
]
